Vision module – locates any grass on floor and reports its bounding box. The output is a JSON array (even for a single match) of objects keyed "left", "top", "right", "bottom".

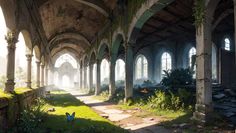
[
  {"left": 39, "top": 91, "right": 128, "bottom": 133},
  {"left": 0, "top": 87, "right": 32, "bottom": 99}
]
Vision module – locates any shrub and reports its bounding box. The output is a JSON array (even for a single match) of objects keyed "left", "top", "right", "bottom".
[
  {"left": 99, "top": 90, "right": 109, "bottom": 98},
  {"left": 147, "top": 89, "right": 192, "bottom": 111},
  {"left": 161, "top": 68, "right": 194, "bottom": 89},
  {"left": 16, "top": 98, "right": 46, "bottom": 133}
]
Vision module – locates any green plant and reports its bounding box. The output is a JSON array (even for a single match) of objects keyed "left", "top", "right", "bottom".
[
  {"left": 161, "top": 68, "right": 194, "bottom": 89},
  {"left": 147, "top": 89, "right": 190, "bottom": 111},
  {"left": 16, "top": 98, "right": 46, "bottom": 133},
  {"left": 99, "top": 90, "right": 109, "bottom": 98},
  {"left": 193, "top": 0, "right": 205, "bottom": 29}
]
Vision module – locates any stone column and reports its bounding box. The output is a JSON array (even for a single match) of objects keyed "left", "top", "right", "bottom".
[
  {"left": 4, "top": 31, "right": 18, "bottom": 93},
  {"left": 50, "top": 69, "right": 55, "bottom": 85},
  {"left": 193, "top": 15, "right": 213, "bottom": 123},
  {"left": 36, "top": 61, "right": 40, "bottom": 88},
  {"left": 234, "top": 0, "right": 236, "bottom": 63},
  {"left": 26, "top": 54, "right": 33, "bottom": 88},
  {"left": 125, "top": 43, "right": 134, "bottom": 101},
  {"left": 80, "top": 67, "right": 83, "bottom": 89},
  {"left": 109, "top": 57, "right": 116, "bottom": 98},
  {"left": 84, "top": 66, "right": 87, "bottom": 89},
  {"left": 95, "top": 60, "right": 101, "bottom": 95},
  {"left": 45, "top": 67, "right": 48, "bottom": 86},
  {"left": 89, "top": 64, "right": 93, "bottom": 91},
  {"left": 40, "top": 64, "right": 45, "bottom": 87}
]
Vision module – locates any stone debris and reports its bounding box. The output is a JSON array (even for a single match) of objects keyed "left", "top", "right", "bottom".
[
  {"left": 179, "top": 123, "right": 188, "bottom": 128},
  {"left": 213, "top": 86, "right": 236, "bottom": 126},
  {"left": 213, "top": 94, "right": 225, "bottom": 99},
  {"left": 100, "top": 113, "right": 109, "bottom": 119},
  {"left": 47, "top": 108, "right": 55, "bottom": 112}
]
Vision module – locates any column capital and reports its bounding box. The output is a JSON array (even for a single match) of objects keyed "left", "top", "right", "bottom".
[
  {"left": 5, "top": 31, "right": 18, "bottom": 47},
  {"left": 26, "top": 54, "right": 33, "bottom": 61}
]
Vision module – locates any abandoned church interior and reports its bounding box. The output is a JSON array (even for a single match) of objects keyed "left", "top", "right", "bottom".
[{"left": 0, "top": 0, "right": 236, "bottom": 132}]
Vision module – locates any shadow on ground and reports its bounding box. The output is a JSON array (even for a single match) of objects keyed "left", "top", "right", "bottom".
[
  {"left": 132, "top": 112, "right": 236, "bottom": 133},
  {"left": 39, "top": 114, "right": 128, "bottom": 133},
  {"left": 41, "top": 91, "right": 128, "bottom": 133}
]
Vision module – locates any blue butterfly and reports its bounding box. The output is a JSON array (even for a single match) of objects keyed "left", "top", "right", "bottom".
[{"left": 65, "top": 112, "right": 75, "bottom": 122}]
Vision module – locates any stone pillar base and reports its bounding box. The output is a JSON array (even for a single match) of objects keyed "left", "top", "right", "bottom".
[
  {"left": 124, "top": 97, "right": 133, "bottom": 104},
  {"left": 4, "top": 80, "right": 15, "bottom": 93},
  {"left": 193, "top": 103, "right": 213, "bottom": 125},
  {"left": 26, "top": 82, "right": 32, "bottom": 88}
]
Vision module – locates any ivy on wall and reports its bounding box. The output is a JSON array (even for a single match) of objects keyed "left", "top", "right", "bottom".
[{"left": 193, "top": 0, "right": 205, "bottom": 29}]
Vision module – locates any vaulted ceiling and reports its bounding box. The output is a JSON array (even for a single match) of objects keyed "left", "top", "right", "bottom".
[{"left": 35, "top": 0, "right": 117, "bottom": 57}]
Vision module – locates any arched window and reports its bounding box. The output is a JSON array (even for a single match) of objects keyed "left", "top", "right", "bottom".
[
  {"left": 224, "top": 38, "right": 230, "bottom": 51},
  {"left": 101, "top": 59, "right": 109, "bottom": 85},
  {"left": 161, "top": 52, "right": 172, "bottom": 76},
  {"left": 189, "top": 47, "right": 196, "bottom": 78},
  {"left": 212, "top": 44, "right": 217, "bottom": 81},
  {"left": 55, "top": 54, "right": 77, "bottom": 68},
  {"left": 93, "top": 64, "right": 97, "bottom": 86},
  {"left": 135, "top": 55, "right": 148, "bottom": 79},
  {"left": 115, "top": 59, "right": 125, "bottom": 81},
  {"left": 189, "top": 47, "right": 196, "bottom": 67}
]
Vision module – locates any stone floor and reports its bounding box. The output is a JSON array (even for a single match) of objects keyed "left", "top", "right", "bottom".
[{"left": 68, "top": 90, "right": 171, "bottom": 133}]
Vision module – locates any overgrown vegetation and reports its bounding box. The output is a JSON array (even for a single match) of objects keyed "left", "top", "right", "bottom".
[
  {"left": 8, "top": 91, "right": 128, "bottom": 133},
  {"left": 95, "top": 68, "right": 196, "bottom": 122},
  {"left": 193, "top": 0, "right": 205, "bottom": 28},
  {"left": 161, "top": 68, "right": 195, "bottom": 89},
  {"left": 15, "top": 98, "right": 46, "bottom": 133},
  {"left": 0, "top": 87, "right": 33, "bottom": 99}
]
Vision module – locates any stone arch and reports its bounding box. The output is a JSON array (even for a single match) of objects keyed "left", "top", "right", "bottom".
[
  {"left": 41, "top": 55, "right": 45, "bottom": 65},
  {"left": 52, "top": 50, "right": 78, "bottom": 67},
  {"left": 33, "top": 45, "right": 41, "bottom": 61},
  {"left": 112, "top": 28, "right": 125, "bottom": 49},
  {"left": 111, "top": 32, "right": 125, "bottom": 55},
  {"left": 49, "top": 32, "right": 91, "bottom": 47},
  {"left": 0, "top": 0, "right": 17, "bottom": 30},
  {"left": 83, "top": 55, "right": 89, "bottom": 66},
  {"left": 89, "top": 51, "right": 96, "bottom": 65},
  {"left": 97, "top": 39, "right": 109, "bottom": 60},
  {"left": 127, "top": 0, "right": 174, "bottom": 43},
  {"left": 20, "top": 30, "right": 33, "bottom": 55}
]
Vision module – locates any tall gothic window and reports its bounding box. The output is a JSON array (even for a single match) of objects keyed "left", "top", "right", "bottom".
[
  {"left": 189, "top": 47, "right": 196, "bottom": 78},
  {"left": 135, "top": 55, "right": 148, "bottom": 79},
  {"left": 161, "top": 52, "right": 172, "bottom": 76},
  {"left": 224, "top": 38, "right": 230, "bottom": 51}
]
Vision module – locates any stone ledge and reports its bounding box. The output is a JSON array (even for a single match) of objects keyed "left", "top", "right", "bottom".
[{"left": 0, "top": 87, "right": 46, "bottom": 131}]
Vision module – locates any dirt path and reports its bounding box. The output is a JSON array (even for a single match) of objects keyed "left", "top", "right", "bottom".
[{"left": 68, "top": 90, "right": 172, "bottom": 133}]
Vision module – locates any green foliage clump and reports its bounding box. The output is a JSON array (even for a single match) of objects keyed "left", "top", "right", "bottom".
[
  {"left": 161, "top": 68, "right": 194, "bottom": 89},
  {"left": 148, "top": 89, "right": 193, "bottom": 111},
  {"left": 16, "top": 98, "right": 46, "bottom": 133},
  {"left": 193, "top": 0, "right": 205, "bottom": 28},
  {"left": 99, "top": 90, "right": 109, "bottom": 98}
]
